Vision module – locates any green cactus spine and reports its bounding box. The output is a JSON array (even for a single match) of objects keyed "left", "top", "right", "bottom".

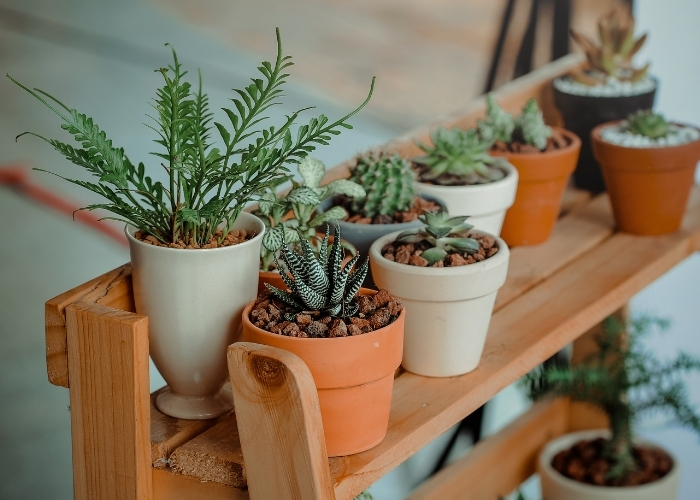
[{"left": 349, "top": 152, "right": 415, "bottom": 218}]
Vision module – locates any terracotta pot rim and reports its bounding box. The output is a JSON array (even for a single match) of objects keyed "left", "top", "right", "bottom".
[
  {"left": 242, "top": 289, "right": 406, "bottom": 344},
  {"left": 125, "top": 212, "right": 265, "bottom": 254},
  {"left": 413, "top": 161, "right": 518, "bottom": 192},
  {"left": 489, "top": 127, "right": 582, "bottom": 161},
  {"left": 592, "top": 121, "right": 700, "bottom": 152}
]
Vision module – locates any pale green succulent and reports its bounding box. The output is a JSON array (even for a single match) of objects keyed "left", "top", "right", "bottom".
[
  {"left": 478, "top": 94, "right": 516, "bottom": 144},
  {"left": 478, "top": 95, "right": 552, "bottom": 151},
  {"left": 267, "top": 224, "right": 368, "bottom": 320},
  {"left": 414, "top": 128, "right": 505, "bottom": 185},
  {"left": 349, "top": 152, "right": 415, "bottom": 218},
  {"left": 395, "top": 209, "right": 479, "bottom": 265},
  {"left": 518, "top": 99, "right": 552, "bottom": 150},
  {"left": 625, "top": 110, "right": 671, "bottom": 139}
]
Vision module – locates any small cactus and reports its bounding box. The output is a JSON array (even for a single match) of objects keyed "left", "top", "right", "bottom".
[
  {"left": 518, "top": 99, "right": 552, "bottom": 150},
  {"left": 478, "top": 94, "right": 516, "bottom": 144},
  {"left": 478, "top": 96, "right": 552, "bottom": 151},
  {"left": 625, "top": 110, "right": 671, "bottom": 139},
  {"left": 348, "top": 152, "right": 415, "bottom": 218}
]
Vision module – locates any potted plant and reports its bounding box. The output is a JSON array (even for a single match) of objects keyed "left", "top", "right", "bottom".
[
  {"left": 10, "top": 30, "right": 374, "bottom": 419},
  {"left": 591, "top": 111, "right": 700, "bottom": 236},
  {"left": 553, "top": 7, "right": 656, "bottom": 192},
  {"left": 240, "top": 226, "right": 405, "bottom": 456},
  {"left": 479, "top": 96, "right": 581, "bottom": 246},
  {"left": 255, "top": 157, "right": 365, "bottom": 291},
  {"left": 316, "top": 151, "right": 443, "bottom": 284},
  {"left": 525, "top": 315, "right": 700, "bottom": 499},
  {"left": 369, "top": 209, "right": 509, "bottom": 377}
]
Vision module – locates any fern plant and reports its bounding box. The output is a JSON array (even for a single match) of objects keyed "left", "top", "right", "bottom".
[
  {"left": 266, "top": 225, "right": 368, "bottom": 320},
  {"left": 625, "top": 110, "right": 671, "bottom": 139},
  {"left": 9, "top": 29, "right": 374, "bottom": 246},
  {"left": 524, "top": 315, "right": 700, "bottom": 480},
  {"left": 478, "top": 95, "right": 552, "bottom": 151}
]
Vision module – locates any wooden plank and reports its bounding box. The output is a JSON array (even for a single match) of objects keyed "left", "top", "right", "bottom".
[
  {"left": 559, "top": 188, "right": 592, "bottom": 217},
  {"left": 228, "top": 342, "right": 335, "bottom": 500},
  {"left": 153, "top": 469, "right": 248, "bottom": 500},
  {"left": 66, "top": 302, "right": 151, "bottom": 500}
]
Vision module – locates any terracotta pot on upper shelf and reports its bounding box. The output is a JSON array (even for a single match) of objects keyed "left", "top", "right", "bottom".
[
  {"left": 240, "top": 289, "right": 405, "bottom": 457},
  {"left": 592, "top": 122, "right": 700, "bottom": 236},
  {"left": 494, "top": 127, "right": 581, "bottom": 246}
]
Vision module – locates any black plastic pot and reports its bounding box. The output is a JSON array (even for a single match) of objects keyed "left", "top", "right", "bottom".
[{"left": 553, "top": 78, "right": 657, "bottom": 193}]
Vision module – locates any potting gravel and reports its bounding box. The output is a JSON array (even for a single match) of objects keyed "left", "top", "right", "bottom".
[
  {"left": 554, "top": 75, "right": 656, "bottom": 97},
  {"left": 600, "top": 123, "right": 700, "bottom": 148}
]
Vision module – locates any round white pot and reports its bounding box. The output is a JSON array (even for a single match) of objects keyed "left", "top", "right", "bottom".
[
  {"left": 369, "top": 230, "right": 510, "bottom": 377},
  {"left": 126, "top": 212, "right": 264, "bottom": 420},
  {"left": 539, "top": 430, "right": 680, "bottom": 500},
  {"left": 413, "top": 162, "right": 518, "bottom": 235}
]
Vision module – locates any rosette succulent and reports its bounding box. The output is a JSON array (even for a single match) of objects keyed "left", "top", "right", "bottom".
[
  {"left": 348, "top": 152, "right": 415, "bottom": 218},
  {"left": 625, "top": 110, "right": 671, "bottom": 139}
]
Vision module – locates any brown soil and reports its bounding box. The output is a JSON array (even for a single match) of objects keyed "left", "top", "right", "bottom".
[
  {"left": 381, "top": 232, "right": 498, "bottom": 267},
  {"left": 412, "top": 163, "right": 509, "bottom": 187},
  {"left": 339, "top": 195, "right": 441, "bottom": 225},
  {"left": 491, "top": 127, "right": 571, "bottom": 154},
  {"left": 134, "top": 229, "right": 254, "bottom": 249},
  {"left": 552, "top": 437, "right": 673, "bottom": 487},
  {"left": 250, "top": 288, "right": 404, "bottom": 338}
]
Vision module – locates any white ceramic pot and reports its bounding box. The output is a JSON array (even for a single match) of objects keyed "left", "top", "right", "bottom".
[
  {"left": 369, "top": 230, "right": 509, "bottom": 377},
  {"left": 539, "top": 430, "right": 680, "bottom": 500},
  {"left": 413, "top": 162, "right": 518, "bottom": 235},
  {"left": 126, "top": 212, "right": 264, "bottom": 419}
]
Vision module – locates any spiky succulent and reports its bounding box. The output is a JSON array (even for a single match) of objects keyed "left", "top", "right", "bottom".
[
  {"left": 569, "top": 7, "right": 649, "bottom": 86},
  {"left": 348, "top": 152, "right": 415, "bottom": 218},
  {"left": 414, "top": 127, "right": 505, "bottom": 185},
  {"left": 266, "top": 225, "right": 368, "bottom": 319},
  {"left": 478, "top": 96, "right": 552, "bottom": 151},
  {"left": 625, "top": 110, "right": 671, "bottom": 139},
  {"left": 395, "top": 209, "right": 479, "bottom": 265}
]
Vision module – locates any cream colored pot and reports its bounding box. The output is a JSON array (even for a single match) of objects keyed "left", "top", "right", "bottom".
[
  {"left": 126, "top": 212, "right": 264, "bottom": 419},
  {"left": 369, "top": 230, "right": 509, "bottom": 377},
  {"left": 539, "top": 430, "right": 680, "bottom": 500},
  {"left": 413, "top": 162, "right": 518, "bottom": 235}
]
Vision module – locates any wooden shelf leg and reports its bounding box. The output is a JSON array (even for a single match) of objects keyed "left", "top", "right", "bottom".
[
  {"left": 66, "top": 303, "right": 152, "bottom": 500},
  {"left": 228, "top": 342, "right": 335, "bottom": 500}
]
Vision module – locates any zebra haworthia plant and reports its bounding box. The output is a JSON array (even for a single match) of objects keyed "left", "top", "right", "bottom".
[
  {"left": 266, "top": 225, "right": 368, "bottom": 320},
  {"left": 395, "top": 209, "right": 479, "bottom": 265}
]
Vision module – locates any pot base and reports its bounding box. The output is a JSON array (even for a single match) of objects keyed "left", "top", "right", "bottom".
[{"left": 156, "top": 386, "right": 233, "bottom": 420}]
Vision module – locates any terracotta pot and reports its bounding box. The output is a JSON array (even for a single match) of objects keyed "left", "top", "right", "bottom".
[
  {"left": 126, "top": 212, "right": 264, "bottom": 420},
  {"left": 495, "top": 128, "right": 581, "bottom": 246},
  {"left": 240, "top": 289, "right": 405, "bottom": 456},
  {"left": 369, "top": 230, "right": 510, "bottom": 377},
  {"left": 592, "top": 122, "right": 700, "bottom": 235},
  {"left": 539, "top": 430, "right": 680, "bottom": 500}
]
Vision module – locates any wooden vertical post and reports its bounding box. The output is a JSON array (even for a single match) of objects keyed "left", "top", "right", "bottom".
[
  {"left": 228, "top": 342, "right": 335, "bottom": 500},
  {"left": 66, "top": 302, "right": 152, "bottom": 500}
]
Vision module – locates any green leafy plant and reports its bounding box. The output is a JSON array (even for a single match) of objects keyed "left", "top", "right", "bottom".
[
  {"left": 524, "top": 315, "right": 700, "bottom": 480},
  {"left": 395, "top": 209, "right": 479, "bottom": 264},
  {"left": 9, "top": 29, "right": 374, "bottom": 246},
  {"left": 478, "top": 95, "right": 552, "bottom": 151},
  {"left": 625, "top": 110, "right": 671, "bottom": 139},
  {"left": 255, "top": 157, "right": 365, "bottom": 271},
  {"left": 348, "top": 151, "right": 415, "bottom": 218},
  {"left": 569, "top": 7, "right": 649, "bottom": 86},
  {"left": 414, "top": 127, "right": 506, "bottom": 185},
  {"left": 266, "top": 224, "right": 368, "bottom": 320}
]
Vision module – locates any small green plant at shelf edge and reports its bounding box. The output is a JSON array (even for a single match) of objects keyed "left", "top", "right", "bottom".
[
  {"left": 524, "top": 315, "right": 700, "bottom": 480},
  {"left": 266, "top": 224, "right": 368, "bottom": 320},
  {"left": 348, "top": 151, "right": 415, "bottom": 218},
  {"left": 413, "top": 128, "right": 505, "bottom": 185},
  {"left": 625, "top": 110, "right": 671, "bottom": 139},
  {"left": 478, "top": 95, "right": 552, "bottom": 151},
  {"left": 9, "top": 29, "right": 374, "bottom": 246},
  {"left": 569, "top": 7, "right": 649, "bottom": 85},
  {"left": 255, "top": 157, "right": 365, "bottom": 272},
  {"left": 498, "top": 490, "right": 530, "bottom": 500},
  {"left": 395, "top": 208, "right": 479, "bottom": 265},
  {"left": 354, "top": 491, "right": 373, "bottom": 500}
]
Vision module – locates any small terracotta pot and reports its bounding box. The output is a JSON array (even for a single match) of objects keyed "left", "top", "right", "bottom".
[
  {"left": 592, "top": 122, "right": 700, "bottom": 235},
  {"left": 240, "top": 290, "right": 405, "bottom": 456},
  {"left": 495, "top": 128, "right": 581, "bottom": 246}
]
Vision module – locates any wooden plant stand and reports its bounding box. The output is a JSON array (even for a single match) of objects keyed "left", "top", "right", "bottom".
[{"left": 45, "top": 54, "right": 700, "bottom": 499}]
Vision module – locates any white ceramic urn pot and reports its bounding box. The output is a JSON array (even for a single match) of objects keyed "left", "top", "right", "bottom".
[
  {"left": 413, "top": 162, "right": 518, "bottom": 235},
  {"left": 126, "top": 211, "right": 264, "bottom": 420},
  {"left": 369, "top": 230, "right": 510, "bottom": 377},
  {"left": 539, "top": 430, "right": 680, "bottom": 500}
]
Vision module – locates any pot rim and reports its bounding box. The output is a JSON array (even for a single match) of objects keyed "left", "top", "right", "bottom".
[
  {"left": 552, "top": 75, "right": 659, "bottom": 98},
  {"left": 242, "top": 288, "right": 406, "bottom": 344},
  {"left": 539, "top": 429, "right": 679, "bottom": 493},
  {"left": 413, "top": 161, "right": 518, "bottom": 193},
  {"left": 591, "top": 120, "right": 700, "bottom": 152},
  {"left": 489, "top": 127, "right": 582, "bottom": 161},
  {"left": 125, "top": 211, "right": 265, "bottom": 254}
]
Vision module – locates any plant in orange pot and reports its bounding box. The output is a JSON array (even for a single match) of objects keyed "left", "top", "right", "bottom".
[
  {"left": 240, "top": 225, "right": 404, "bottom": 456},
  {"left": 592, "top": 111, "right": 700, "bottom": 235},
  {"left": 479, "top": 96, "right": 581, "bottom": 246}
]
